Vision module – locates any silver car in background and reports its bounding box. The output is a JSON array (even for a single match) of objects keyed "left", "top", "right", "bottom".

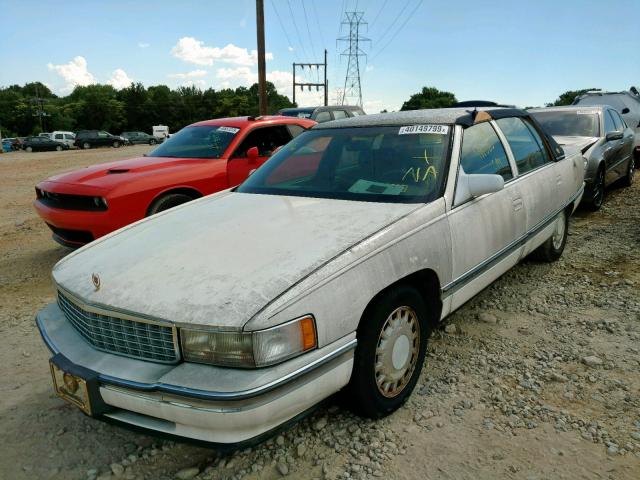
[
  {"left": 530, "top": 106, "right": 635, "bottom": 210},
  {"left": 36, "top": 108, "right": 584, "bottom": 446}
]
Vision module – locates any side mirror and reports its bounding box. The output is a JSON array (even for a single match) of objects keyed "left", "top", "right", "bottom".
[
  {"left": 454, "top": 168, "right": 504, "bottom": 205},
  {"left": 247, "top": 146, "right": 259, "bottom": 162},
  {"left": 621, "top": 107, "right": 630, "bottom": 114},
  {"left": 606, "top": 131, "right": 623, "bottom": 142}
]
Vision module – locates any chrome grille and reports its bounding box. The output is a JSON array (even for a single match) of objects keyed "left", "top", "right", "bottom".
[{"left": 58, "top": 291, "right": 179, "bottom": 363}]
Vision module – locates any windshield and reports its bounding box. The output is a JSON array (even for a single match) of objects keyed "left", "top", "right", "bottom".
[
  {"left": 532, "top": 111, "right": 600, "bottom": 137},
  {"left": 149, "top": 125, "right": 239, "bottom": 158},
  {"left": 237, "top": 125, "right": 451, "bottom": 203}
]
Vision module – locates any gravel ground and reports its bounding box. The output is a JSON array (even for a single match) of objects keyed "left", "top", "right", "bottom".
[{"left": 0, "top": 147, "right": 638, "bottom": 480}]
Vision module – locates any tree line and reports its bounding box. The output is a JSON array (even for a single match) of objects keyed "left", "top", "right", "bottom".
[
  {"left": 0, "top": 80, "right": 606, "bottom": 138},
  {"left": 0, "top": 81, "right": 294, "bottom": 137}
]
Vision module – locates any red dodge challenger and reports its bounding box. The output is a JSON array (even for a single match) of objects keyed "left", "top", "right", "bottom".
[{"left": 34, "top": 115, "right": 315, "bottom": 247}]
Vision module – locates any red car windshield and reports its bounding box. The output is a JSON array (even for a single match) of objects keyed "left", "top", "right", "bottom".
[{"left": 150, "top": 125, "right": 240, "bottom": 159}]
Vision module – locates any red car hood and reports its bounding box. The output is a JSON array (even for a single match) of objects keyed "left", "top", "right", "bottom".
[{"left": 41, "top": 156, "right": 212, "bottom": 191}]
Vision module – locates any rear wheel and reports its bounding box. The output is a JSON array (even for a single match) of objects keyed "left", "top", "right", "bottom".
[
  {"left": 532, "top": 209, "right": 569, "bottom": 262},
  {"left": 26, "top": 146, "right": 33, "bottom": 152},
  {"left": 147, "top": 193, "right": 194, "bottom": 216},
  {"left": 587, "top": 167, "right": 605, "bottom": 211},
  {"left": 346, "top": 285, "right": 430, "bottom": 418},
  {"left": 622, "top": 157, "right": 635, "bottom": 187},
  {"left": 55, "top": 145, "right": 62, "bottom": 151},
  {"left": 83, "top": 142, "right": 91, "bottom": 150}
]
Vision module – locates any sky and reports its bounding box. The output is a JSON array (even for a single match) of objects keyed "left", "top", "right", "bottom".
[{"left": 1, "top": 0, "right": 639, "bottom": 112}]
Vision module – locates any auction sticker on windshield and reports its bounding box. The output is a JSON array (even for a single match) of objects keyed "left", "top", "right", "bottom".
[
  {"left": 398, "top": 125, "right": 449, "bottom": 135},
  {"left": 218, "top": 126, "right": 240, "bottom": 134}
]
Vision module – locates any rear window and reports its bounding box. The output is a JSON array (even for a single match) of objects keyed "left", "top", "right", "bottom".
[{"left": 531, "top": 111, "right": 600, "bottom": 137}]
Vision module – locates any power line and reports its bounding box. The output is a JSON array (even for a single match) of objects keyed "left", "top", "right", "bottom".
[
  {"left": 370, "top": 0, "right": 411, "bottom": 49},
  {"left": 286, "top": 0, "right": 310, "bottom": 60},
  {"left": 270, "top": 0, "right": 301, "bottom": 63},
  {"left": 369, "top": 0, "right": 388, "bottom": 29},
  {"left": 370, "top": 0, "right": 424, "bottom": 62}
]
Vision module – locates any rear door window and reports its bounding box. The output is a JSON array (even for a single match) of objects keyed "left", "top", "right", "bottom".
[
  {"left": 460, "top": 122, "right": 513, "bottom": 180},
  {"left": 332, "top": 110, "right": 348, "bottom": 120},
  {"left": 314, "top": 111, "right": 331, "bottom": 123},
  {"left": 54, "top": 133, "right": 63, "bottom": 140},
  {"left": 496, "top": 117, "right": 552, "bottom": 175}
]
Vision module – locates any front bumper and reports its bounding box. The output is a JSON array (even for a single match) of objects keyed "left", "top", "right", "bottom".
[{"left": 36, "top": 303, "right": 355, "bottom": 444}]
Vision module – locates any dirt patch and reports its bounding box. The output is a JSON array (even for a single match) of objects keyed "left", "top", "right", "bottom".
[{"left": 0, "top": 147, "right": 638, "bottom": 480}]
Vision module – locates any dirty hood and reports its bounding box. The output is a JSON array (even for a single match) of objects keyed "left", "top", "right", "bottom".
[{"left": 53, "top": 192, "right": 417, "bottom": 329}]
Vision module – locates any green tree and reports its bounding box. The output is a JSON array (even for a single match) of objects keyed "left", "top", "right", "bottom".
[
  {"left": 400, "top": 86, "right": 457, "bottom": 111},
  {"left": 548, "top": 88, "right": 600, "bottom": 107}
]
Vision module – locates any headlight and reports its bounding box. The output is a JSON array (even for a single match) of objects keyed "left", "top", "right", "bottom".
[
  {"left": 180, "top": 315, "right": 317, "bottom": 368},
  {"left": 93, "top": 197, "right": 108, "bottom": 209}
]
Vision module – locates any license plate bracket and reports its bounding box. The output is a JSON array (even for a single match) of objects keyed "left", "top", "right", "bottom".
[{"left": 49, "top": 353, "right": 112, "bottom": 417}]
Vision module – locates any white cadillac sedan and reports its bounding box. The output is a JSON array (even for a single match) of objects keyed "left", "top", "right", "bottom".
[{"left": 37, "top": 108, "right": 584, "bottom": 446}]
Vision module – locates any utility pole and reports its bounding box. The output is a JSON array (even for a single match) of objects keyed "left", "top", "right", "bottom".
[
  {"left": 292, "top": 49, "right": 328, "bottom": 106},
  {"left": 256, "top": 0, "right": 267, "bottom": 115},
  {"left": 338, "top": 11, "right": 369, "bottom": 107}
]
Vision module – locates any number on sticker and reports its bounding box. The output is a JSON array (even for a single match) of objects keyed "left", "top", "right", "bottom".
[{"left": 398, "top": 125, "right": 449, "bottom": 135}]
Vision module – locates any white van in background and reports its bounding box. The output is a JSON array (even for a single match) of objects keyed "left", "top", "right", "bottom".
[
  {"left": 152, "top": 125, "right": 169, "bottom": 140},
  {"left": 51, "top": 131, "right": 76, "bottom": 148}
]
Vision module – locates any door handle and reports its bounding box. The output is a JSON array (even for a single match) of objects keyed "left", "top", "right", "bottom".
[{"left": 512, "top": 198, "right": 524, "bottom": 211}]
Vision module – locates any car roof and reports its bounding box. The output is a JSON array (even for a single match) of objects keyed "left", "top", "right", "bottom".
[
  {"left": 529, "top": 106, "right": 606, "bottom": 113},
  {"left": 190, "top": 115, "right": 315, "bottom": 128},
  {"left": 312, "top": 107, "right": 529, "bottom": 129}
]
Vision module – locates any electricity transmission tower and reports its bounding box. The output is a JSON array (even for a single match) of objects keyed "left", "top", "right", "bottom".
[{"left": 338, "top": 11, "right": 369, "bottom": 107}]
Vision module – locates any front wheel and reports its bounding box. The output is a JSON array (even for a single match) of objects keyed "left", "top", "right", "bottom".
[
  {"left": 587, "top": 167, "right": 605, "bottom": 211},
  {"left": 83, "top": 142, "right": 91, "bottom": 150},
  {"left": 346, "top": 285, "right": 429, "bottom": 418},
  {"left": 112, "top": 141, "right": 121, "bottom": 148},
  {"left": 532, "top": 209, "right": 569, "bottom": 262},
  {"left": 26, "top": 146, "right": 33, "bottom": 152},
  {"left": 55, "top": 145, "right": 62, "bottom": 151},
  {"left": 147, "top": 193, "right": 194, "bottom": 216}
]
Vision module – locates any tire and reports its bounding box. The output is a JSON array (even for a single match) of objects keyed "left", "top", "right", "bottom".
[
  {"left": 149, "top": 139, "right": 157, "bottom": 145},
  {"left": 83, "top": 142, "right": 91, "bottom": 150},
  {"left": 113, "top": 141, "right": 121, "bottom": 148},
  {"left": 55, "top": 145, "right": 62, "bottom": 151},
  {"left": 586, "top": 166, "right": 605, "bottom": 211},
  {"left": 26, "top": 146, "right": 33, "bottom": 152},
  {"left": 622, "top": 157, "right": 635, "bottom": 187},
  {"left": 346, "top": 284, "right": 430, "bottom": 419},
  {"left": 531, "top": 209, "right": 569, "bottom": 262},
  {"left": 147, "top": 193, "right": 194, "bottom": 216}
]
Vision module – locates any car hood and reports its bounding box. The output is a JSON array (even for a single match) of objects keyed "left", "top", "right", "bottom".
[
  {"left": 553, "top": 136, "right": 600, "bottom": 152},
  {"left": 53, "top": 192, "right": 418, "bottom": 329},
  {"left": 42, "top": 156, "right": 211, "bottom": 190}
]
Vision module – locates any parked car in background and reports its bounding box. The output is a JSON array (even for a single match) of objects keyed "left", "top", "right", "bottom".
[
  {"left": 22, "top": 136, "right": 69, "bottom": 152},
  {"left": 278, "top": 105, "right": 366, "bottom": 123},
  {"left": 36, "top": 108, "right": 584, "bottom": 445},
  {"left": 1, "top": 139, "right": 12, "bottom": 152},
  {"left": 34, "top": 115, "right": 315, "bottom": 247},
  {"left": 74, "top": 130, "right": 127, "bottom": 149},
  {"left": 2, "top": 137, "right": 23, "bottom": 151},
  {"left": 51, "top": 131, "right": 76, "bottom": 148},
  {"left": 530, "top": 106, "right": 635, "bottom": 210},
  {"left": 573, "top": 88, "right": 640, "bottom": 162},
  {"left": 121, "top": 131, "right": 161, "bottom": 145}
]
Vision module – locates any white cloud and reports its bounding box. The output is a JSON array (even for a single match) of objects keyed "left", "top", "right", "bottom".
[
  {"left": 108, "top": 68, "right": 133, "bottom": 89},
  {"left": 47, "top": 56, "right": 96, "bottom": 92},
  {"left": 182, "top": 79, "right": 206, "bottom": 88},
  {"left": 168, "top": 69, "right": 208, "bottom": 80},
  {"left": 138, "top": 42, "right": 150, "bottom": 49},
  {"left": 288, "top": 46, "right": 294, "bottom": 52},
  {"left": 216, "top": 66, "right": 256, "bottom": 86},
  {"left": 171, "top": 37, "right": 273, "bottom": 66}
]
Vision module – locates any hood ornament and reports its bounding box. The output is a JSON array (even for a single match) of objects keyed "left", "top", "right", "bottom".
[{"left": 91, "top": 273, "right": 101, "bottom": 291}]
